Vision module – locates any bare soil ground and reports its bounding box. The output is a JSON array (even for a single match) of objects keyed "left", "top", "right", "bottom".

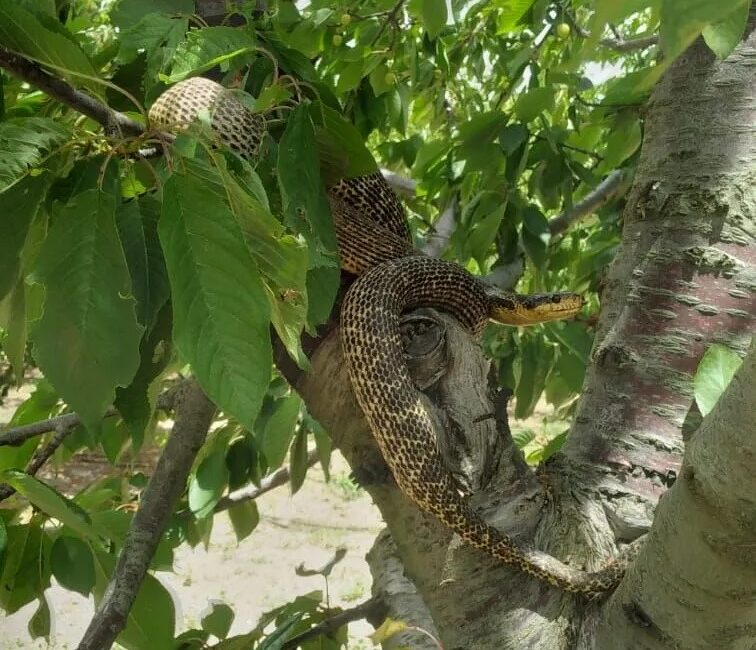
[{"left": 1, "top": 382, "right": 382, "bottom": 649}]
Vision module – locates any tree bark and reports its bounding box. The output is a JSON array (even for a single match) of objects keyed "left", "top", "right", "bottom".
[{"left": 290, "top": 20, "right": 756, "bottom": 650}]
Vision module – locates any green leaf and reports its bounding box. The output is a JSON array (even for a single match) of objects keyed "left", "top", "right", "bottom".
[
  {"left": 114, "top": 302, "right": 173, "bottom": 448},
  {"left": 409, "top": 0, "right": 448, "bottom": 39},
  {"left": 0, "top": 380, "right": 58, "bottom": 474},
  {"left": 305, "top": 264, "right": 340, "bottom": 331},
  {"left": 0, "top": 517, "right": 6, "bottom": 570},
  {"left": 702, "top": 1, "right": 750, "bottom": 59},
  {"left": 111, "top": 0, "right": 194, "bottom": 29},
  {"left": 0, "top": 522, "right": 51, "bottom": 614},
  {"left": 92, "top": 550, "right": 175, "bottom": 650},
  {"left": 512, "top": 429, "right": 535, "bottom": 448},
  {"left": 600, "top": 116, "right": 641, "bottom": 171},
  {"left": 189, "top": 447, "right": 229, "bottom": 519},
  {"left": 458, "top": 111, "right": 508, "bottom": 154},
  {"left": 28, "top": 593, "right": 51, "bottom": 640},
  {"left": 514, "top": 335, "right": 556, "bottom": 419},
  {"left": 226, "top": 434, "right": 257, "bottom": 490},
  {"left": 499, "top": 123, "right": 529, "bottom": 155},
  {"left": 311, "top": 102, "right": 378, "bottom": 184},
  {"left": 261, "top": 393, "right": 302, "bottom": 470},
  {"left": 496, "top": 0, "right": 537, "bottom": 33},
  {"left": 278, "top": 104, "right": 339, "bottom": 254},
  {"left": 0, "top": 471, "right": 96, "bottom": 538},
  {"left": 115, "top": 193, "right": 170, "bottom": 330},
  {"left": 258, "top": 613, "right": 305, "bottom": 650},
  {"left": 202, "top": 601, "right": 235, "bottom": 640},
  {"left": 159, "top": 157, "right": 272, "bottom": 429},
  {"left": 117, "top": 13, "right": 187, "bottom": 65},
  {"left": 520, "top": 205, "right": 550, "bottom": 270},
  {"left": 513, "top": 87, "right": 555, "bottom": 122},
  {"left": 0, "top": 3, "right": 100, "bottom": 91},
  {"left": 0, "top": 120, "right": 66, "bottom": 193},
  {"left": 311, "top": 417, "right": 332, "bottom": 481},
  {"left": 590, "top": 0, "right": 657, "bottom": 39},
  {"left": 222, "top": 160, "right": 310, "bottom": 368},
  {"left": 693, "top": 343, "right": 743, "bottom": 416},
  {"left": 30, "top": 183, "right": 143, "bottom": 434},
  {"left": 228, "top": 500, "right": 260, "bottom": 542},
  {"left": 0, "top": 275, "right": 27, "bottom": 379},
  {"left": 289, "top": 427, "right": 308, "bottom": 495},
  {"left": 541, "top": 430, "right": 568, "bottom": 462},
  {"left": 50, "top": 534, "right": 95, "bottom": 596},
  {"left": 167, "top": 26, "right": 256, "bottom": 82},
  {"left": 660, "top": 0, "right": 749, "bottom": 59}
]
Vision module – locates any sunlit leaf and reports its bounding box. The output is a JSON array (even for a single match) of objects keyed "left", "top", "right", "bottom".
[{"left": 693, "top": 343, "right": 743, "bottom": 416}]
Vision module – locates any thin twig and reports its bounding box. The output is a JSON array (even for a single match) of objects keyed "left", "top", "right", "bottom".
[
  {"left": 0, "top": 424, "right": 74, "bottom": 503},
  {"left": 563, "top": 14, "right": 658, "bottom": 52},
  {"left": 214, "top": 449, "right": 319, "bottom": 513},
  {"left": 0, "top": 47, "right": 144, "bottom": 136},
  {"left": 370, "top": 0, "right": 405, "bottom": 46},
  {"left": 548, "top": 169, "right": 631, "bottom": 236},
  {"left": 76, "top": 380, "right": 216, "bottom": 650},
  {"left": 281, "top": 597, "right": 385, "bottom": 650},
  {"left": 0, "top": 389, "right": 179, "bottom": 447}
]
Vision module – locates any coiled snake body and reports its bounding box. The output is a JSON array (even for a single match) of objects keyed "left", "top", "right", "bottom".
[{"left": 150, "top": 77, "right": 627, "bottom": 595}]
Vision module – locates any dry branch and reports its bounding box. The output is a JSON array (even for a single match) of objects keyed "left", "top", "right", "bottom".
[
  {"left": 0, "top": 388, "right": 179, "bottom": 447},
  {"left": 548, "top": 169, "right": 630, "bottom": 235},
  {"left": 281, "top": 597, "right": 385, "bottom": 650},
  {"left": 214, "top": 449, "right": 319, "bottom": 512},
  {"left": 76, "top": 380, "right": 216, "bottom": 650}
]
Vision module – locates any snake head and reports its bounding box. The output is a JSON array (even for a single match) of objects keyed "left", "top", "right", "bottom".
[{"left": 484, "top": 285, "right": 584, "bottom": 326}]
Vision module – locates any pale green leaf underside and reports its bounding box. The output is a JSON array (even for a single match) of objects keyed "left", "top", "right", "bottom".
[{"left": 694, "top": 343, "right": 743, "bottom": 416}]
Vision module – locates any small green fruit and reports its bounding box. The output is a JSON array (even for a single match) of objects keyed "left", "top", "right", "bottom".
[
  {"left": 384, "top": 72, "right": 396, "bottom": 85},
  {"left": 556, "top": 23, "right": 571, "bottom": 39},
  {"left": 332, "top": 34, "right": 343, "bottom": 46},
  {"left": 340, "top": 13, "right": 351, "bottom": 26}
]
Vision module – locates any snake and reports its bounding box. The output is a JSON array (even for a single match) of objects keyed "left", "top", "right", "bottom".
[{"left": 149, "top": 77, "right": 628, "bottom": 594}]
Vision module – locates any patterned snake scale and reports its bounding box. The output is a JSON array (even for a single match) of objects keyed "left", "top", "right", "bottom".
[{"left": 149, "top": 77, "right": 628, "bottom": 595}]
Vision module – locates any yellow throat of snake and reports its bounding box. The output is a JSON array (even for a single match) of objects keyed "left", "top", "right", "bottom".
[{"left": 484, "top": 286, "right": 584, "bottom": 326}]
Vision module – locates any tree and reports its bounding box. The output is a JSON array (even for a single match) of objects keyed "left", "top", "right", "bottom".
[{"left": 0, "top": 1, "right": 753, "bottom": 649}]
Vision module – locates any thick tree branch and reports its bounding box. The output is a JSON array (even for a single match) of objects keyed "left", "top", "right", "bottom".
[
  {"left": 548, "top": 169, "right": 631, "bottom": 235},
  {"left": 380, "top": 168, "right": 416, "bottom": 198},
  {"left": 594, "top": 343, "right": 756, "bottom": 648},
  {"left": 0, "top": 388, "right": 180, "bottom": 447},
  {"left": 76, "top": 380, "right": 215, "bottom": 650},
  {"left": 0, "top": 47, "right": 144, "bottom": 136},
  {"left": 213, "top": 449, "right": 319, "bottom": 512},
  {"left": 281, "top": 597, "right": 386, "bottom": 650},
  {"left": 421, "top": 195, "right": 458, "bottom": 258}
]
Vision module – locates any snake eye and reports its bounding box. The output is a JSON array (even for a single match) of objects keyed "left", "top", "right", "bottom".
[{"left": 551, "top": 294, "right": 562, "bottom": 303}]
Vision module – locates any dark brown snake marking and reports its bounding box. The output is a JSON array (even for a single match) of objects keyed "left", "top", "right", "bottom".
[{"left": 149, "top": 77, "right": 630, "bottom": 595}]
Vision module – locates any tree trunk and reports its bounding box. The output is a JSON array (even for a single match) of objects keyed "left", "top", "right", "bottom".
[{"left": 288, "top": 21, "right": 756, "bottom": 650}]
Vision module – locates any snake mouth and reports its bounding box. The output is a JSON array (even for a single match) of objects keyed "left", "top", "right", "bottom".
[{"left": 488, "top": 291, "right": 584, "bottom": 325}]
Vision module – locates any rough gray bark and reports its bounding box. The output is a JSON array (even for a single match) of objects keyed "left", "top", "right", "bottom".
[{"left": 292, "top": 22, "right": 756, "bottom": 650}]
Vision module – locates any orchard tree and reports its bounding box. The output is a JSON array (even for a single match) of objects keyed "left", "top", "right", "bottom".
[{"left": 0, "top": 1, "right": 754, "bottom": 649}]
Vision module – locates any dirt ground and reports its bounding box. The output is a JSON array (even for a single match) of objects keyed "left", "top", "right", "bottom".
[{"left": 1, "top": 382, "right": 382, "bottom": 649}]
